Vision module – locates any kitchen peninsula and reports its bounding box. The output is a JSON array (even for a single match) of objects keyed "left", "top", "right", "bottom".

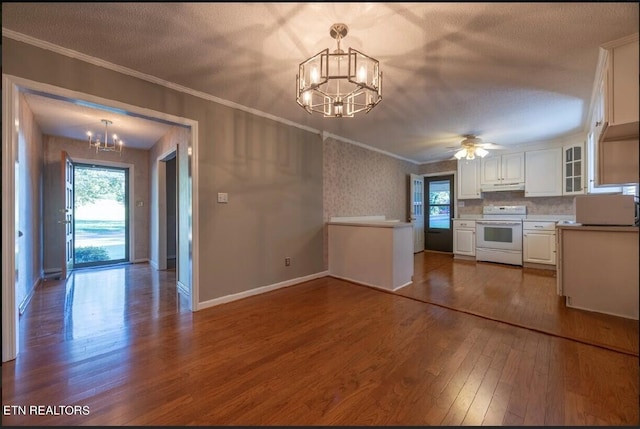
[
  {"left": 327, "top": 216, "right": 413, "bottom": 291},
  {"left": 556, "top": 223, "right": 639, "bottom": 320}
]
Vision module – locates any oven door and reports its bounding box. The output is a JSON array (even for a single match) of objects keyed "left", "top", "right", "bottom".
[{"left": 476, "top": 221, "right": 522, "bottom": 251}]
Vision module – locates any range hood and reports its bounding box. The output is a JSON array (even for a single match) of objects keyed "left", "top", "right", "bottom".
[{"left": 481, "top": 182, "right": 525, "bottom": 192}]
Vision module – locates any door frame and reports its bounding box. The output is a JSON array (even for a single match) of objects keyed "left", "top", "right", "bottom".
[
  {"left": 155, "top": 149, "right": 178, "bottom": 271},
  {"left": 71, "top": 159, "right": 135, "bottom": 268},
  {"left": 409, "top": 173, "right": 425, "bottom": 253},
  {"left": 422, "top": 170, "right": 458, "bottom": 249},
  {"left": 2, "top": 74, "right": 200, "bottom": 362}
]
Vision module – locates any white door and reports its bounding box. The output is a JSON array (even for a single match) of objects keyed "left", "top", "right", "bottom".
[
  {"left": 61, "top": 151, "right": 74, "bottom": 280},
  {"left": 409, "top": 173, "right": 424, "bottom": 253}
]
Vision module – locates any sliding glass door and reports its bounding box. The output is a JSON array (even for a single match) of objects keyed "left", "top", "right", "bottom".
[{"left": 73, "top": 164, "right": 129, "bottom": 268}]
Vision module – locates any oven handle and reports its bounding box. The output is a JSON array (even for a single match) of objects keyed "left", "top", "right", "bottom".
[{"left": 476, "top": 221, "right": 522, "bottom": 226}]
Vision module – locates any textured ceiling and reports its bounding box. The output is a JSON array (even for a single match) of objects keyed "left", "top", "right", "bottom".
[{"left": 3, "top": 2, "right": 639, "bottom": 162}]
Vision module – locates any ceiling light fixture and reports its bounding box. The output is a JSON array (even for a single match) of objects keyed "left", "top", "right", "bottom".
[
  {"left": 296, "top": 23, "right": 382, "bottom": 118},
  {"left": 87, "top": 119, "right": 123, "bottom": 155},
  {"left": 454, "top": 146, "right": 489, "bottom": 160}
]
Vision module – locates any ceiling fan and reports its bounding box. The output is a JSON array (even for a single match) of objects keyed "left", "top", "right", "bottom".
[{"left": 448, "top": 135, "right": 506, "bottom": 160}]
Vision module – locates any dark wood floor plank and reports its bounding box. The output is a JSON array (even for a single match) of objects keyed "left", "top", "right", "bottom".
[{"left": 2, "top": 256, "right": 638, "bottom": 426}]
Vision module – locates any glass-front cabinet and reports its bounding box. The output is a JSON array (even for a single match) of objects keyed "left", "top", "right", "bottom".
[{"left": 563, "top": 143, "right": 585, "bottom": 195}]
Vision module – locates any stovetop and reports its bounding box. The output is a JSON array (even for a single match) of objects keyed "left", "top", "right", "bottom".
[{"left": 481, "top": 205, "right": 527, "bottom": 220}]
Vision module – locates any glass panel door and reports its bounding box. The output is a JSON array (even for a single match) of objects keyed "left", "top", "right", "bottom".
[
  {"left": 425, "top": 175, "right": 454, "bottom": 252},
  {"left": 73, "top": 164, "right": 129, "bottom": 267}
]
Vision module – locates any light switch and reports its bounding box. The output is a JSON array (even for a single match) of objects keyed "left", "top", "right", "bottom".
[
  {"left": 137, "top": 200, "right": 144, "bottom": 207},
  {"left": 217, "top": 192, "right": 228, "bottom": 203}
]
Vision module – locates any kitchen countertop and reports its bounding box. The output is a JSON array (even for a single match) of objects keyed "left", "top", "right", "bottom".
[
  {"left": 556, "top": 223, "right": 638, "bottom": 232},
  {"left": 454, "top": 214, "right": 575, "bottom": 222},
  {"left": 328, "top": 215, "right": 412, "bottom": 228}
]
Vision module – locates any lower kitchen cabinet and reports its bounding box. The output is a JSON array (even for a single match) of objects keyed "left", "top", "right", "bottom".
[
  {"left": 556, "top": 224, "right": 639, "bottom": 320},
  {"left": 453, "top": 220, "right": 476, "bottom": 257},
  {"left": 523, "top": 221, "right": 556, "bottom": 267}
]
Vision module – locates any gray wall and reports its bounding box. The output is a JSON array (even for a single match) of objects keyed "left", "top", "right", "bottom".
[
  {"left": 17, "top": 92, "right": 44, "bottom": 311},
  {"left": 4, "top": 36, "right": 325, "bottom": 303},
  {"left": 42, "top": 135, "right": 151, "bottom": 270}
]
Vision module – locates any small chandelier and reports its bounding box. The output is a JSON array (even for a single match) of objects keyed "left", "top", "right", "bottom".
[
  {"left": 296, "top": 23, "right": 382, "bottom": 118},
  {"left": 454, "top": 146, "right": 488, "bottom": 160},
  {"left": 87, "top": 119, "right": 123, "bottom": 155}
]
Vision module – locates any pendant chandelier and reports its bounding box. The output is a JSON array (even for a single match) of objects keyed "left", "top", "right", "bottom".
[
  {"left": 87, "top": 119, "right": 123, "bottom": 155},
  {"left": 296, "top": 23, "right": 382, "bottom": 118}
]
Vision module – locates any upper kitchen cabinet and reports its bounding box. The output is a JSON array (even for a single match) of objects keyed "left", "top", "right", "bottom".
[
  {"left": 600, "top": 34, "right": 639, "bottom": 136},
  {"left": 524, "top": 148, "right": 562, "bottom": 197},
  {"left": 457, "top": 158, "right": 481, "bottom": 199},
  {"left": 594, "top": 34, "right": 639, "bottom": 185},
  {"left": 480, "top": 152, "right": 525, "bottom": 189},
  {"left": 563, "top": 143, "right": 585, "bottom": 195}
]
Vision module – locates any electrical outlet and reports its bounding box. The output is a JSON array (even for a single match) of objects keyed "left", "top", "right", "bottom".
[{"left": 285, "top": 257, "right": 291, "bottom": 266}]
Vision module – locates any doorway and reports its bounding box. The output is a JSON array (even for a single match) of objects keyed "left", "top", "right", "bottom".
[
  {"left": 424, "top": 174, "right": 454, "bottom": 252},
  {"left": 3, "top": 74, "right": 199, "bottom": 363},
  {"left": 73, "top": 163, "right": 130, "bottom": 268}
]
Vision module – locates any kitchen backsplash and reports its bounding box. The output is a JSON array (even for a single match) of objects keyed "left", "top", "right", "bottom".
[{"left": 457, "top": 191, "right": 575, "bottom": 216}]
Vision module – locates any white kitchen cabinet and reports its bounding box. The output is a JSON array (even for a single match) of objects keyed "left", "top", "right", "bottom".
[
  {"left": 524, "top": 148, "right": 562, "bottom": 197},
  {"left": 563, "top": 143, "right": 585, "bottom": 195},
  {"left": 600, "top": 35, "right": 639, "bottom": 136},
  {"left": 523, "top": 221, "right": 556, "bottom": 267},
  {"left": 556, "top": 224, "right": 638, "bottom": 320},
  {"left": 481, "top": 152, "right": 525, "bottom": 186},
  {"left": 457, "top": 158, "right": 481, "bottom": 199},
  {"left": 453, "top": 219, "right": 476, "bottom": 257},
  {"left": 596, "top": 34, "right": 639, "bottom": 185}
]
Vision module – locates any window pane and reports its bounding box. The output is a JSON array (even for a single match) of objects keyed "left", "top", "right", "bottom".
[{"left": 429, "top": 206, "right": 450, "bottom": 229}]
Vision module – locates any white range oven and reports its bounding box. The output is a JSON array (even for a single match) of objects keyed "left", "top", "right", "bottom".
[{"left": 475, "top": 205, "right": 526, "bottom": 266}]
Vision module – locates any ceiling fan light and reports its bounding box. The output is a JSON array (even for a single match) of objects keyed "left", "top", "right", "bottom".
[
  {"left": 454, "top": 148, "right": 467, "bottom": 160},
  {"left": 475, "top": 147, "right": 489, "bottom": 157}
]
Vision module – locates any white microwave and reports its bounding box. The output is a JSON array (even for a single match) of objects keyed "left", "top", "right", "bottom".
[{"left": 574, "top": 194, "right": 637, "bottom": 226}]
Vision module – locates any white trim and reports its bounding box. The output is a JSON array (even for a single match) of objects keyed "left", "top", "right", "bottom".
[
  {"left": 149, "top": 259, "right": 159, "bottom": 270},
  {"left": 18, "top": 278, "right": 41, "bottom": 315},
  {"left": 2, "top": 75, "right": 19, "bottom": 362},
  {"left": 132, "top": 258, "right": 149, "bottom": 264},
  {"left": 197, "top": 271, "right": 329, "bottom": 310},
  {"left": 44, "top": 268, "right": 62, "bottom": 275},
  {"left": 420, "top": 170, "right": 459, "bottom": 224},
  {"left": 190, "top": 122, "right": 199, "bottom": 312},
  {"left": 2, "top": 29, "right": 318, "bottom": 135},
  {"left": 586, "top": 47, "right": 609, "bottom": 134},
  {"left": 3, "top": 30, "right": 420, "bottom": 168},
  {"left": 154, "top": 148, "right": 177, "bottom": 272},
  {"left": 600, "top": 32, "right": 639, "bottom": 50},
  {"left": 321, "top": 131, "right": 420, "bottom": 165},
  {"left": 329, "top": 274, "right": 412, "bottom": 292},
  {"left": 1, "top": 73, "right": 200, "bottom": 363},
  {"left": 72, "top": 157, "right": 136, "bottom": 264},
  {"left": 177, "top": 280, "right": 189, "bottom": 298}
]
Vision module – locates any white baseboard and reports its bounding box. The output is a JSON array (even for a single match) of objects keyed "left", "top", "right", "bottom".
[
  {"left": 18, "top": 277, "right": 42, "bottom": 315},
  {"left": 149, "top": 260, "right": 159, "bottom": 270},
  {"left": 328, "top": 274, "right": 410, "bottom": 292},
  {"left": 198, "top": 271, "right": 329, "bottom": 311},
  {"left": 177, "top": 281, "right": 189, "bottom": 297},
  {"left": 44, "top": 268, "right": 61, "bottom": 275},
  {"left": 133, "top": 258, "right": 149, "bottom": 264}
]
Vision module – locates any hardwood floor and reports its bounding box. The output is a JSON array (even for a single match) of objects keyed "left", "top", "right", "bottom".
[
  {"left": 2, "top": 257, "right": 638, "bottom": 426},
  {"left": 400, "top": 252, "right": 639, "bottom": 356}
]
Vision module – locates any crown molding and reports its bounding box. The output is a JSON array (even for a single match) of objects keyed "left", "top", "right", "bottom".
[{"left": 3, "top": 29, "right": 420, "bottom": 164}]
